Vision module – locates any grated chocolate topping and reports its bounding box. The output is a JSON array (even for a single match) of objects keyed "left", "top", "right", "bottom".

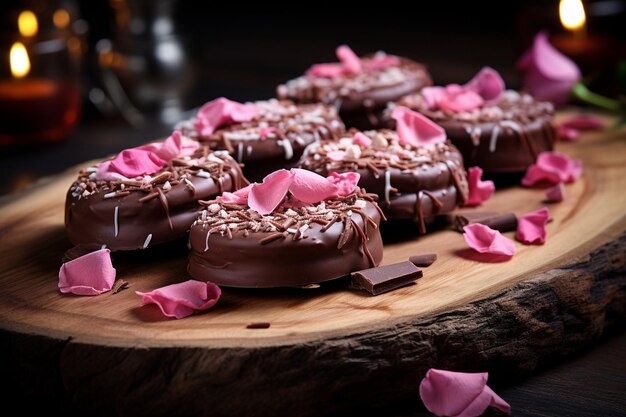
[
  {"left": 277, "top": 54, "right": 431, "bottom": 104},
  {"left": 395, "top": 90, "right": 555, "bottom": 124},
  {"left": 177, "top": 99, "right": 344, "bottom": 155}
]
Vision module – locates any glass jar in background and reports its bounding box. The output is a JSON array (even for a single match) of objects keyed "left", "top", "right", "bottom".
[{"left": 0, "top": 1, "right": 85, "bottom": 146}]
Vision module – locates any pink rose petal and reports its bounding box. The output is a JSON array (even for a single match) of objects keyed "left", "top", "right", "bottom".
[
  {"left": 218, "top": 184, "right": 252, "bottom": 205},
  {"left": 522, "top": 151, "right": 582, "bottom": 187},
  {"left": 96, "top": 160, "right": 128, "bottom": 181},
  {"left": 419, "top": 368, "right": 511, "bottom": 417},
  {"left": 336, "top": 44, "right": 362, "bottom": 74},
  {"left": 365, "top": 54, "right": 401, "bottom": 70},
  {"left": 352, "top": 132, "right": 372, "bottom": 147},
  {"left": 557, "top": 124, "right": 581, "bottom": 141},
  {"left": 58, "top": 249, "right": 116, "bottom": 296},
  {"left": 391, "top": 106, "right": 446, "bottom": 147},
  {"left": 109, "top": 149, "right": 165, "bottom": 178},
  {"left": 248, "top": 169, "right": 294, "bottom": 215},
  {"left": 290, "top": 168, "right": 339, "bottom": 204},
  {"left": 464, "top": 66, "right": 505, "bottom": 102},
  {"left": 517, "top": 32, "right": 581, "bottom": 105},
  {"left": 136, "top": 280, "right": 221, "bottom": 319},
  {"left": 306, "top": 63, "right": 345, "bottom": 78},
  {"left": 516, "top": 207, "right": 550, "bottom": 245},
  {"left": 421, "top": 86, "right": 446, "bottom": 110},
  {"left": 194, "top": 97, "right": 258, "bottom": 136},
  {"left": 463, "top": 223, "right": 516, "bottom": 257},
  {"left": 438, "top": 86, "right": 484, "bottom": 113},
  {"left": 559, "top": 114, "right": 605, "bottom": 131},
  {"left": 464, "top": 167, "right": 496, "bottom": 207},
  {"left": 151, "top": 130, "right": 199, "bottom": 160},
  {"left": 327, "top": 172, "right": 360, "bottom": 196},
  {"left": 545, "top": 182, "right": 566, "bottom": 202},
  {"left": 327, "top": 150, "right": 347, "bottom": 161}
]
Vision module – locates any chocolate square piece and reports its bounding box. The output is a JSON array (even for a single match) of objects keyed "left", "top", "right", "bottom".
[{"left": 351, "top": 261, "right": 422, "bottom": 296}]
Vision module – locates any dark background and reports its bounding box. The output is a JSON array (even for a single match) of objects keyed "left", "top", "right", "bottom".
[{"left": 1, "top": 1, "right": 624, "bottom": 195}]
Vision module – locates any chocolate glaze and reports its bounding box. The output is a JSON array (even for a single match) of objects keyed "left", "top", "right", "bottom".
[
  {"left": 298, "top": 129, "right": 468, "bottom": 230},
  {"left": 65, "top": 147, "right": 247, "bottom": 251},
  {"left": 178, "top": 99, "right": 344, "bottom": 182},
  {"left": 392, "top": 90, "right": 557, "bottom": 173},
  {"left": 188, "top": 189, "right": 383, "bottom": 288},
  {"left": 277, "top": 54, "right": 432, "bottom": 130}
]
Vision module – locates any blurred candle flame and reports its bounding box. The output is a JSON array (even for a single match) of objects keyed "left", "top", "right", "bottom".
[
  {"left": 559, "top": 0, "right": 587, "bottom": 31},
  {"left": 53, "top": 9, "right": 70, "bottom": 29},
  {"left": 10, "top": 42, "right": 31, "bottom": 78},
  {"left": 18, "top": 10, "right": 38, "bottom": 37}
]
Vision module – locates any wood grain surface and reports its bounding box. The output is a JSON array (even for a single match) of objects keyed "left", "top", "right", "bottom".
[{"left": 0, "top": 113, "right": 624, "bottom": 416}]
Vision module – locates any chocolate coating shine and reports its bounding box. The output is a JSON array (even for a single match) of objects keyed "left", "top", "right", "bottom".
[
  {"left": 393, "top": 90, "right": 557, "bottom": 173},
  {"left": 188, "top": 190, "right": 383, "bottom": 288},
  {"left": 65, "top": 148, "right": 246, "bottom": 251},
  {"left": 299, "top": 130, "right": 468, "bottom": 230},
  {"left": 277, "top": 54, "right": 432, "bottom": 130},
  {"left": 178, "top": 99, "right": 344, "bottom": 182}
]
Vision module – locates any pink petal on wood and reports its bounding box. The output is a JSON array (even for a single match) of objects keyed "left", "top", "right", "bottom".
[
  {"left": 391, "top": 106, "right": 446, "bottom": 147},
  {"left": 136, "top": 280, "right": 221, "bottom": 319},
  {"left": 559, "top": 114, "right": 605, "bottom": 131},
  {"left": 557, "top": 124, "right": 580, "bottom": 141},
  {"left": 464, "top": 166, "right": 496, "bottom": 207},
  {"left": 336, "top": 44, "right": 362, "bottom": 74},
  {"left": 327, "top": 172, "right": 360, "bottom": 196},
  {"left": 290, "top": 168, "right": 339, "bottom": 204},
  {"left": 109, "top": 149, "right": 165, "bottom": 178},
  {"left": 248, "top": 169, "right": 294, "bottom": 215},
  {"left": 194, "top": 97, "right": 258, "bottom": 136},
  {"left": 463, "top": 223, "right": 516, "bottom": 257},
  {"left": 419, "top": 368, "right": 511, "bottom": 417},
  {"left": 352, "top": 132, "right": 372, "bottom": 147},
  {"left": 58, "top": 249, "right": 116, "bottom": 296},
  {"left": 516, "top": 207, "right": 550, "bottom": 245},
  {"left": 464, "top": 66, "right": 505, "bottom": 102},
  {"left": 545, "top": 182, "right": 566, "bottom": 202},
  {"left": 522, "top": 151, "right": 582, "bottom": 186}
]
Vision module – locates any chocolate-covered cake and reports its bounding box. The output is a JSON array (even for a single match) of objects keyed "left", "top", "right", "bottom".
[
  {"left": 188, "top": 169, "right": 383, "bottom": 287},
  {"left": 277, "top": 45, "right": 431, "bottom": 130},
  {"left": 299, "top": 112, "right": 469, "bottom": 232},
  {"left": 392, "top": 67, "right": 557, "bottom": 174},
  {"left": 178, "top": 98, "right": 344, "bottom": 182},
  {"left": 65, "top": 132, "right": 247, "bottom": 251}
]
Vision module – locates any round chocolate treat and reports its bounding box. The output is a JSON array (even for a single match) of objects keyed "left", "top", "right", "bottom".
[
  {"left": 65, "top": 135, "right": 247, "bottom": 251},
  {"left": 299, "top": 130, "right": 469, "bottom": 232},
  {"left": 177, "top": 98, "right": 344, "bottom": 182},
  {"left": 277, "top": 45, "right": 431, "bottom": 130},
  {"left": 188, "top": 170, "right": 383, "bottom": 288},
  {"left": 392, "top": 73, "right": 557, "bottom": 173}
]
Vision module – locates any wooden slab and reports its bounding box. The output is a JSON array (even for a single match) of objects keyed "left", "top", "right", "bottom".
[{"left": 1, "top": 113, "right": 625, "bottom": 416}]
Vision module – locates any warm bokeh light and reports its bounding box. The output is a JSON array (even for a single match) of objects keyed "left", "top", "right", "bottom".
[
  {"left": 559, "top": 0, "right": 587, "bottom": 31},
  {"left": 18, "top": 10, "right": 38, "bottom": 37},
  {"left": 53, "top": 9, "right": 70, "bottom": 29},
  {"left": 10, "top": 42, "right": 31, "bottom": 78}
]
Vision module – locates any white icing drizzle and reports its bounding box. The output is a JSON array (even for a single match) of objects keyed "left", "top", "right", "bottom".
[
  {"left": 101, "top": 244, "right": 107, "bottom": 250},
  {"left": 246, "top": 145, "right": 253, "bottom": 156},
  {"left": 237, "top": 142, "right": 244, "bottom": 162},
  {"left": 384, "top": 170, "right": 392, "bottom": 205},
  {"left": 204, "top": 231, "right": 211, "bottom": 252},
  {"left": 470, "top": 127, "right": 482, "bottom": 146},
  {"left": 143, "top": 233, "right": 153, "bottom": 249},
  {"left": 114, "top": 206, "right": 119, "bottom": 237},
  {"left": 278, "top": 139, "right": 294, "bottom": 160},
  {"left": 489, "top": 125, "right": 500, "bottom": 153}
]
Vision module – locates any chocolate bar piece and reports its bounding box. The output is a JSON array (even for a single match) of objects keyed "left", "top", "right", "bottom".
[
  {"left": 351, "top": 261, "right": 422, "bottom": 296},
  {"left": 454, "top": 212, "right": 518, "bottom": 233},
  {"left": 409, "top": 253, "right": 437, "bottom": 267}
]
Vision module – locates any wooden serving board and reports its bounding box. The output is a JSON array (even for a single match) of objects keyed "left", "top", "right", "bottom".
[{"left": 1, "top": 113, "right": 625, "bottom": 416}]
